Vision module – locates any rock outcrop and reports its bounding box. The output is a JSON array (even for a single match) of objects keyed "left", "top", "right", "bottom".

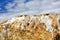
[{"left": 0, "top": 14, "right": 60, "bottom": 40}]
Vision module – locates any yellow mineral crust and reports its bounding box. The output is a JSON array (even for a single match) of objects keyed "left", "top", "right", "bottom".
[{"left": 0, "top": 14, "right": 60, "bottom": 40}]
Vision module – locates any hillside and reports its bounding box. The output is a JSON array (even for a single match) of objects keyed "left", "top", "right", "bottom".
[{"left": 0, "top": 14, "right": 60, "bottom": 40}]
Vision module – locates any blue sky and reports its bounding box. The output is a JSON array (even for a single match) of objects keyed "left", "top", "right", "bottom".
[
  {"left": 0, "top": 0, "right": 60, "bottom": 13},
  {"left": 0, "top": 0, "right": 14, "bottom": 13},
  {"left": 0, "top": 0, "right": 60, "bottom": 22},
  {"left": 0, "top": 0, "right": 30, "bottom": 13}
]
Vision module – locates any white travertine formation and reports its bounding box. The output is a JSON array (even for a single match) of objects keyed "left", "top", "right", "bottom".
[{"left": 0, "top": 14, "right": 60, "bottom": 40}]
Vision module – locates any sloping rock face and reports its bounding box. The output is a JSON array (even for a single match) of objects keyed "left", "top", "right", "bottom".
[{"left": 0, "top": 14, "right": 60, "bottom": 40}]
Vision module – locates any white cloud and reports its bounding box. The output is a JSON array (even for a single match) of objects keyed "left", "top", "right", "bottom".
[
  {"left": 5, "top": 0, "right": 27, "bottom": 13},
  {"left": 42, "top": 8, "right": 60, "bottom": 13},
  {"left": 5, "top": 0, "right": 60, "bottom": 13}
]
